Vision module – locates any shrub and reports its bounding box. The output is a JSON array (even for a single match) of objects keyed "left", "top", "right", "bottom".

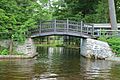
[
  {"left": 98, "top": 36, "right": 120, "bottom": 56},
  {"left": 0, "top": 49, "right": 9, "bottom": 55}
]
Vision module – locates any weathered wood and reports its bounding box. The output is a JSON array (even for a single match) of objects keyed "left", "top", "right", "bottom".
[
  {"left": 80, "top": 21, "right": 83, "bottom": 34},
  {"left": 54, "top": 19, "right": 56, "bottom": 32},
  {"left": 39, "top": 21, "right": 41, "bottom": 34},
  {"left": 87, "top": 25, "right": 89, "bottom": 34},
  {"left": 30, "top": 20, "right": 94, "bottom": 38},
  {"left": 67, "top": 19, "right": 69, "bottom": 32},
  {"left": 92, "top": 24, "right": 94, "bottom": 36}
]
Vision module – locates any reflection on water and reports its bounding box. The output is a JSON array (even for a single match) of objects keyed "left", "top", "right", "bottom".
[
  {"left": 0, "top": 47, "right": 120, "bottom": 80},
  {"left": 81, "top": 58, "right": 112, "bottom": 80}
]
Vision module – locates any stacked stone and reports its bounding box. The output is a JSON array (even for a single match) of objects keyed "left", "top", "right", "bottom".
[{"left": 16, "top": 38, "right": 37, "bottom": 57}]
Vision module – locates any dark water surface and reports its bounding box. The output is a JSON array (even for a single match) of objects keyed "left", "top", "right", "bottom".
[{"left": 0, "top": 47, "right": 120, "bottom": 80}]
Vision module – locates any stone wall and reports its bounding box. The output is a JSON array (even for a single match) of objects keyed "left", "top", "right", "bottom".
[
  {"left": 16, "top": 38, "right": 37, "bottom": 56},
  {"left": 80, "top": 38, "right": 115, "bottom": 59},
  {"left": 0, "top": 40, "right": 10, "bottom": 48},
  {"left": 0, "top": 38, "right": 37, "bottom": 57}
]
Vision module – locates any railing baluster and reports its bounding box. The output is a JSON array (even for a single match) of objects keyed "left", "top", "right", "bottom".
[
  {"left": 92, "top": 24, "right": 94, "bottom": 36},
  {"left": 80, "top": 21, "right": 83, "bottom": 34},
  {"left": 30, "top": 20, "right": 96, "bottom": 38},
  {"left": 77, "top": 22, "right": 78, "bottom": 32},
  {"left": 39, "top": 21, "right": 41, "bottom": 34},
  {"left": 54, "top": 19, "right": 56, "bottom": 32},
  {"left": 87, "top": 25, "right": 88, "bottom": 34},
  {"left": 67, "top": 19, "right": 69, "bottom": 32}
]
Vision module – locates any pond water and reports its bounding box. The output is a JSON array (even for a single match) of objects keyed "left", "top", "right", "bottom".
[{"left": 0, "top": 47, "right": 120, "bottom": 80}]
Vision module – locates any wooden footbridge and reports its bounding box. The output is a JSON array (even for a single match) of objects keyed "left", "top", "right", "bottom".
[
  {"left": 29, "top": 20, "right": 120, "bottom": 38},
  {"left": 30, "top": 20, "right": 94, "bottom": 38}
]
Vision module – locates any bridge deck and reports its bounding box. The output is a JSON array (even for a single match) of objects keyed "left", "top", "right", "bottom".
[{"left": 31, "top": 32, "right": 92, "bottom": 38}]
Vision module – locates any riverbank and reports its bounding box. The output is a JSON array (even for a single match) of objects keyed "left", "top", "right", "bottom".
[
  {"left": 0, "top": 38, "right": 37, "bottom": 59},
  {"left": 98, "top": 36, "right": 120, "bottom": 61},
  {"left": 106, "top": 57, "right": 120, "bottom": 61},
  {"left": 0, "top": 53, "right": 37, "bottom": 59},
  {"left": 98, "top": 36, "right": 120, "bottom": 57}
]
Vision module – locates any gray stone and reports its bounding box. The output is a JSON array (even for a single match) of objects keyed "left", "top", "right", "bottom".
[
  {"left": 16, "top": 38, "right": 37, "bottom": 56},
  {"left": 0, "top": 38, "right": 37, "bottom": 58},
  {"left": 80, "top": 38, "right": 115, "bottom": 59},
  {"left": 0, "top": 40, "right": 10, "bottom": 48}
]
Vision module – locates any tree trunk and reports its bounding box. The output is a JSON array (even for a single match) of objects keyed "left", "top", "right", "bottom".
[{"left": 108, "top": 0, "right": 117, "bottom": 30}]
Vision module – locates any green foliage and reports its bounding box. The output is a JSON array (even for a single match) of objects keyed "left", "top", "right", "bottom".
[
  {"left": 0, "top": 49, "right": 9, "bottom": 55},
  {"left": 51, "top": 0, "right": 110, "bottom": 22},
  {"left": 0, "top": 0, "right": 52, "bottom": 43},
  {"left": 98, "top": 30, "right": 109, "bottom": 42},
  {"left": 99, "top": 36, "right": 120, "bottom": 56},
  {"left": 115, "top": 0, "right": 120, "bottom": 22},
  {"left": 0, "top": 0, "right": 52, "bottom": 55},
  {"left": 95, "top": 0, "right": 109, "bottom": 23},
  {"left": 98, "top": 29, "right": 120, "bottom": 56},
  {"left": 107, "top": 37, "right": 120, "bottom": 55},
  {"left": 51, "top": 0, "right": 120, "bottom": 23}
]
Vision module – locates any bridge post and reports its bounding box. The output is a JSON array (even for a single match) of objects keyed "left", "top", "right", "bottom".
[
  {"left": 92, "top": 24, "right": 94, "bottom": 36},
  {"left": 67, "top": 19, "right": 69, "bottom": 32},
  {"left": 80, "top": 21, "right": 83, "bottom": 34},
  {"left": 54, "top": 19, "right": 56, "bottom": 32},
  {"left": 77, "top": 22, "right": 79, "bottom": 32},
  {"left": 86, "top": 25, "right": 89, "bottom": 34},
  {"left": 39, "top": 21, "right": 41, "bottom": 34}
]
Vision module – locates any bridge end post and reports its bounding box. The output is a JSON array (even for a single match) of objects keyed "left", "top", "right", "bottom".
[
  {"left": 92, "top": 24, "right": 94, "bottom": 36},
  {"left": 54, "top": 19, "right": 56, "bottom": 33},
  {"left": 39, "top": 21, "right": 42, "bottom": 34},
  {"left": 80, "top": 21, "right": 83, "bottom": 34},
  {"left": 67, "top": 19, "right": 69, "bottom": 32}
]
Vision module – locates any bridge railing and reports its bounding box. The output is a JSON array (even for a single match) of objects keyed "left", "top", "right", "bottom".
[
  {"left": 94, "top": 30, "right": 120, "bottom": 37},
  {"left": 30, "top": 20, "right": 94, "bottom": 37}
]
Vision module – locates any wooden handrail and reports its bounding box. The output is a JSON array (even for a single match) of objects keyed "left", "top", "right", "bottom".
[{"left": 30, "top": 20, "right": 94, "bottom": 38}]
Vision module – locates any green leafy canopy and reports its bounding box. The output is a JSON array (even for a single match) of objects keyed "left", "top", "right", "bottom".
[{"left": 0, "top": 0, "right": 51, "bottom": 43}]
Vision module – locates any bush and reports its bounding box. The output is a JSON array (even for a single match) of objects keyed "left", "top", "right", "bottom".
[
  {"left": 98, "top": 36, "right": 120, "bottom": 56},
  {"left": 0, "top": 49, "right": 9, "bottom": 55}
]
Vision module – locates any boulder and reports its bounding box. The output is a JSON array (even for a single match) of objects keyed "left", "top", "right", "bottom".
[{"left": 80, "top": 38, "right": 115, "bottom": 59}]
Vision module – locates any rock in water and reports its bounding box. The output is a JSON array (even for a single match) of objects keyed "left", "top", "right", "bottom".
[{"left": 80, "top": 38, "right": 115, "bottom": 59}]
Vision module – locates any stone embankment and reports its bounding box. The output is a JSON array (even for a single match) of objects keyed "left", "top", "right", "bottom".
[
  {"left": 16, "top": 38, "right": 37, "bottom": 57},
  {"left": 0, "top": 38, "right": 37, "bottom": 59},
  {"left": 81, "top": 39, "right": 115, "bottom": 59}
]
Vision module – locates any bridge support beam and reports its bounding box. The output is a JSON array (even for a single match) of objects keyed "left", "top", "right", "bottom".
[{"left": 80, "top": 38, "right": 83, "bottom": 51}]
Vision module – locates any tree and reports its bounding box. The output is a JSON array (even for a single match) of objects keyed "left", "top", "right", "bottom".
[
  {"left": 115, "top": 0, "right": 120, "bottom": 22},
  {"left": 0, "top": 0, "right": 51, "bottom": 54},
  {"left": 94, "top": 0, "right": 109, "bottom": 23}
]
